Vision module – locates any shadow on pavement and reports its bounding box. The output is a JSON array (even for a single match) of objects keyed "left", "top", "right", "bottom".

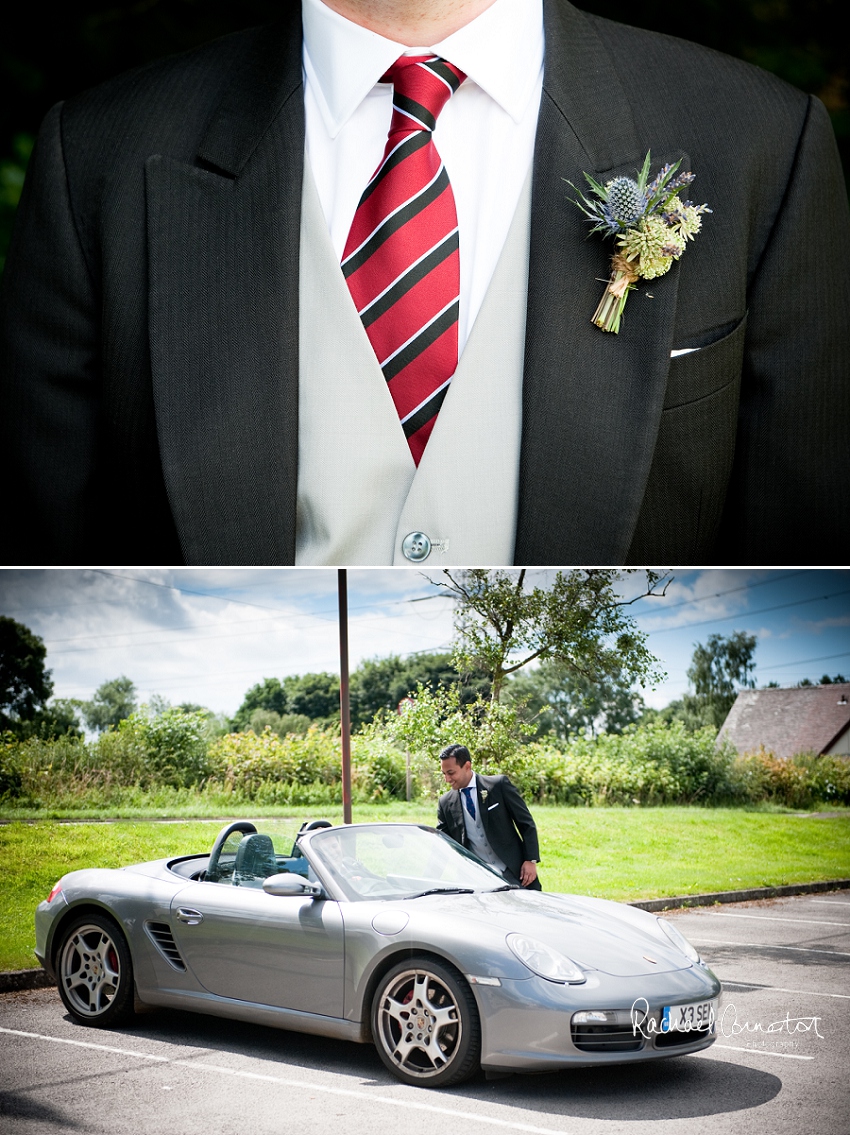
[
  {"left": 464, "top": 1055, "right": 781, "bottom": 1120},
  {"left": 0, "top": 1089, "right": 86, "bottom": 1129},
  {"left": 92, "top": 1005, "right": 781, "bottom": 1120}
]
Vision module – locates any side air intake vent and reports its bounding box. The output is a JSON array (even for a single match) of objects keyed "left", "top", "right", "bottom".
[{"left": 145, "top": 922, "right": 187, "bottom": 971}]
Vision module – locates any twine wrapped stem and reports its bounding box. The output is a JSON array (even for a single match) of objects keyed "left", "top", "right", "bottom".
[{"left": 592, "top": 253, "right": 641, "bottom": 333}]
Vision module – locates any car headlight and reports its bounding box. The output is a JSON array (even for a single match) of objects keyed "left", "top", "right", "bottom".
[
  {"left": 657, "top": 918, "right": 701, "bottom": 964},
  {"left": 506, "top": 933, "right": 586, "bottom": 984}
]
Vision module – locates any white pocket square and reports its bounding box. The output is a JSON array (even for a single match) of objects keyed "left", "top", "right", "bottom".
[
  {"left": 670, "top": 347, "right": 700, "bottom": 357},
  {"left": 487, "top": 801, "right": 500, "bottom": 810}
]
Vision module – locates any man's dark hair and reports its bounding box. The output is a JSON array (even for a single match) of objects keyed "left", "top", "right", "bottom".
[{"left": 439, "top": 743, "right": 471, "bottom": 765}]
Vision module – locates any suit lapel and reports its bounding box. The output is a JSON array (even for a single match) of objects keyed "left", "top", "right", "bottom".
[
  {"left": 475, "top": 776, "right": 492, "bottom": 834},
  {"left": 146, "top": 12, "right": 303, "bottom": 564},
  {"left": 516, "top": 0, "right": 683, "bottom": 563}
]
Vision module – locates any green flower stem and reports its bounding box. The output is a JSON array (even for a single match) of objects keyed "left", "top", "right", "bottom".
[{"left": 592, "top": 270, "right": 634, "bottom": 334}]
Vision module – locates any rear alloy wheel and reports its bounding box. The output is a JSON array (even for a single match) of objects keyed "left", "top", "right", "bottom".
[
  {"left": 371, "top": 957, "right": 480, "bottom": 1087},
  {"left": 56, "top": 913, "right": 134, "bottom": 1027}
]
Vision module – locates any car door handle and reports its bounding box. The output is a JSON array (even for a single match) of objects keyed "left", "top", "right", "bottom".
[{"left": 176, "top": 908, "right": 204, "bottom": 925}]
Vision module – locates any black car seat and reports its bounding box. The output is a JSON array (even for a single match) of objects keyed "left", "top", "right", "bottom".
[{"left": 233, "top": 833, "right": 278, "bottom": 886}]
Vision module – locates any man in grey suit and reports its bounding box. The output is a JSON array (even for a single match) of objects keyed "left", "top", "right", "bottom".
[
  {"left": 437, "top": 743, "right": 541, "bottom": 890},
  {"left": 1, "top": 0, "right": 848, "bottom": 565}
]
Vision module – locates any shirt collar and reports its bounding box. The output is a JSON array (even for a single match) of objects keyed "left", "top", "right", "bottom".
[{"left": 302, "top": 0, "right": 544, "bottom": 137}]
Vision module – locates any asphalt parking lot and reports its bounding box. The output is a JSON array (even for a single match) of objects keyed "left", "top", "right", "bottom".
[{"left": 1, "top": 892, "right": 848, "bottom": 1135}]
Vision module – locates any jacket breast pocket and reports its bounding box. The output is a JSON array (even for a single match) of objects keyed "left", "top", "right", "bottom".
[
  {"left": 627, "top": 314, "right": 748, "bottom": 562},
  {"left": 664, "top": 313, "right": 748, "bottom": 408}
]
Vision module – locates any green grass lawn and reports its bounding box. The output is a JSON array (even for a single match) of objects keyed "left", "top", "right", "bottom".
[{"left": 2, "top": 805, "right": 848, "bottom": 972}]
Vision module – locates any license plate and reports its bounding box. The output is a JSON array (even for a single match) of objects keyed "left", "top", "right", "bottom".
[{"left": 661, "top": 998, "right": 717, "bottom": 1033}]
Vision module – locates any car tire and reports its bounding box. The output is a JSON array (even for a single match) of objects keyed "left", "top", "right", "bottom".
[
  {"left": 56, "top": 913, "right": 135, "bottom": 1027},
  {"left": 371, "top": 956, "right": 480, "bottom": 1087}
]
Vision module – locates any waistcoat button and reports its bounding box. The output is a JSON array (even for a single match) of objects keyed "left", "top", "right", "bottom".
[{"left": 401, "top": 532, "right": 432, "bottom": 561}]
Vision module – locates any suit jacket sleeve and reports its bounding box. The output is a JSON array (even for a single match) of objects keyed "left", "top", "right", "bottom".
[
  {"left": 498, "top": 777, "right": 540, "bottom": 863},
  {"left": 436, "top": 794, "right": 457, "bottom": 843},
  {"left": 715, "top": 95, "right": 850, "bottom": 558}
]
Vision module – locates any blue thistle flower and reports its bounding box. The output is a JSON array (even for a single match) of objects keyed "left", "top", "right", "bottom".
[{"left": 604, "top": 177, "right": 647, "bottom": 228}]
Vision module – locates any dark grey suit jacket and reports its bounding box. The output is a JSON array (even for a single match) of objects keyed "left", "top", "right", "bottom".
[
  {"left": 1, "top": 1, "right": 848, "bottom": 565},
  {"left": 437, "top": 773, "right": 541, "bottom": 886}
]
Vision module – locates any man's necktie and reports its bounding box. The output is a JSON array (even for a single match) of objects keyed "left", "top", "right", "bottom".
[
  {"left": 342, "top": 56, "right": 466, "bottom": 466},
  {"left": 461, "top": 785, "right": 476, "bottom": 820}
]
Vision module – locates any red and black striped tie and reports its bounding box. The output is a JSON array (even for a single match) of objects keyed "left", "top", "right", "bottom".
[{"left": 342, "top": 56, "right": 466, "bottom": 466}]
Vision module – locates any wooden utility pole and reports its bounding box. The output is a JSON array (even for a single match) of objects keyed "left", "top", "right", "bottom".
[{"left": 338, "top": 569, "right": 352, "bottom": 824}]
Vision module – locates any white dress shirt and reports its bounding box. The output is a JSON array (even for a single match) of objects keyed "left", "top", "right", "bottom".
[{"left": 301, "top": 0, "right": 544, "bottom": 352}]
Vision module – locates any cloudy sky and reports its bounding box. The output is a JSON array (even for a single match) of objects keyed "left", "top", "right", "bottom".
[{"left": 1, "top": 568, "right": 848, "bottom": 717}]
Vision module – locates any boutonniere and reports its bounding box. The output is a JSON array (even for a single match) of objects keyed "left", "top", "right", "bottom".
[
  {"left": 480, "top": 789, "right": 489, "bottom": 801},
  {"left": 567, "top": 152, "right": 711, "bottom": 333}
]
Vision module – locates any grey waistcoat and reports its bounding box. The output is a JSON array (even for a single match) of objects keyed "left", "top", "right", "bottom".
[{"left": 295, "top": 161, "right": 532, "bottom": 566}]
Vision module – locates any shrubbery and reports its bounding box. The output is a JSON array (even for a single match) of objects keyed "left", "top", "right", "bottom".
[
  {"left": 1, "top": 706, "right": 848, "bottom": 812},
  {"left": 0, "top": 707, "right": 213, "bottom": 807},
  {"left": 731, "top": 748, "right": 850, "bottom": 810},
  {"left": 492, "top": 723, "right": 739, "bottom": 805}
]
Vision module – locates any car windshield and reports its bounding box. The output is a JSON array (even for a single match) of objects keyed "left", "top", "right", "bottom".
[{"left": 306, "top": 824, "right": 510, "bottom": 901}]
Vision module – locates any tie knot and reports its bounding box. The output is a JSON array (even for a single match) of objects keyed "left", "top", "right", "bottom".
[{"left": 382, "top": 55, "right": 466, "bottom": 134}]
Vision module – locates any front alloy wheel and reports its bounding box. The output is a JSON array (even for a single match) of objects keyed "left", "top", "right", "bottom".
[
  {"left": 56, "top": 914, "right": 134, "bottom": 1027},
  {"left": 372, "top": 957, "right": 480, "bottom": 1087}
]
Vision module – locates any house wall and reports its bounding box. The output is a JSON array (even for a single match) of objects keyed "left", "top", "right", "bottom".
[{"left": 825, "top": 727, "right": 850, "bottom": 757}]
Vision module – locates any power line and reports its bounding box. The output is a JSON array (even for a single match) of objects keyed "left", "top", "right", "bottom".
[
  {"left": 647, "top": 588, "right": 850, "bottom": 635},
  {"left": 633, "top": 569, "right": 806, "bottom": 615},
  {"left": 18, "top": 576, "right": 447, "bottom": 648},
  {"left": 758, "top": 651, "right": 850, "bottom": 672}
]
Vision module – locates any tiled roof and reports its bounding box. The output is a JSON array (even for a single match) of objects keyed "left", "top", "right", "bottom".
[{"left": 718, "top": 683, "right": 850, "bottom": 759}]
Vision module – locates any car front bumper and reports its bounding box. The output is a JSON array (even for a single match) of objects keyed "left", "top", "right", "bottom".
[{"left": 472, "top": 964, "right": 721, "bottom": 1071}]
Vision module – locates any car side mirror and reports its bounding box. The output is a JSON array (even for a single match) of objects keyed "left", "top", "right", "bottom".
[{"left": 263, "top": 873, "right": 322, "bottom": 898}]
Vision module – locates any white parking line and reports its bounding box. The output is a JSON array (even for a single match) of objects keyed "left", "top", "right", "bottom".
[
  {"left": 692, "top": 912, "right": 850, "bottom": 927},
  {"left": 0, "top": 1027, "right": 169, "bottom": 1061},
  {"left": 809, "top": 900, "right": 850, "bottom": 906},
  {"left": 692, "top": 937, "right": 850, "bottom": 957},
  {"left": 715, "top": 983, "right": 850, "bottom": 999},
  {"left": 0, "top": 1026, "right": 570, "bottom": 1135},
  {"left": 713, "top": 1044, "right": 814, "bottom": 1061}
]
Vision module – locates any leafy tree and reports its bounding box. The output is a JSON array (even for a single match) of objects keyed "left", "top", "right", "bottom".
[
  {"left": 16, "top": 698, "right": 84, "bottom": 740},
  {"left": 246, "top": 709, "right": 312, "bottom": 737},
  {"left": 232, "top": 677, "right": 288, "bottom": 729},
  {"left": 432, "top": 569, "right": 667, "bottom": 702},
  {"left": 82, "top": 675, "right": 137, "bottom": 732},
  {"left": 0, "top": 616, "right": 54, "bottom": 732},
  {"left": 349, "top": 652, "right": 489, "bottom": 730},
  {"left": 284, "top": 671, "right": 340, "bottom": 722},
  {"left": 365, "top": 682, "right": 535, "bottom": 772},
  {"left": 685, "top": 631, "right": 757, "bottom": 728},
  {"left": 505, "top": 659, "right": 645, "bottom": 738},
  {"left": 232, "top": 672, "right": 340, "bottom": 730}
]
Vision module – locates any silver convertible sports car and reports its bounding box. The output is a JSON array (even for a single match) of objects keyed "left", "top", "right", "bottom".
[{"left": 35, "top": 821, "right": 721, "bottom": 1087}]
